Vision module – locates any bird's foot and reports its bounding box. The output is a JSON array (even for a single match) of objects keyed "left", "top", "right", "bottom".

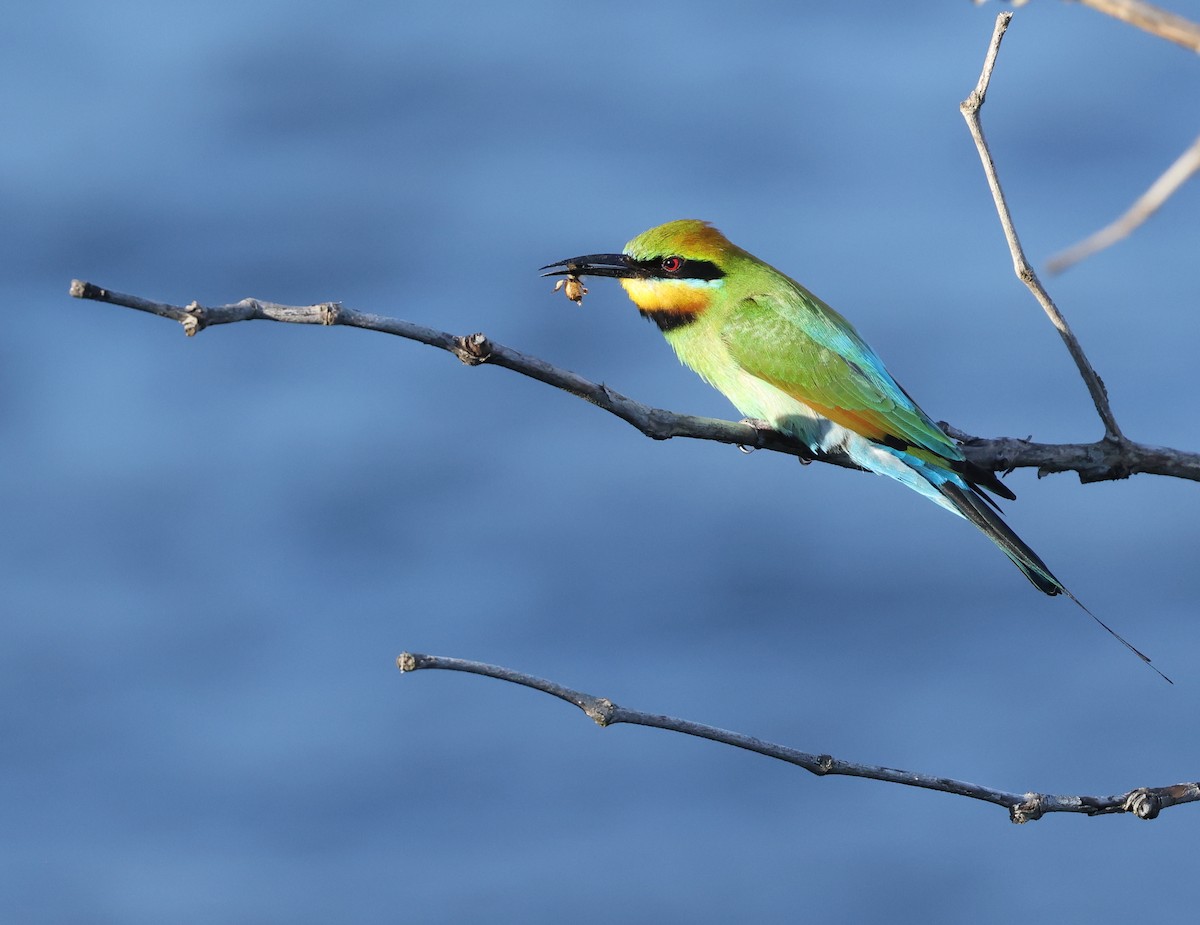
[{"left": 736, "top": 417, "right": 780, "bottom": 456}]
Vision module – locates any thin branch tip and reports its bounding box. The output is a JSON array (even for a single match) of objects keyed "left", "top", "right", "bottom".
[
  {"left": 962, "top": 10, "right": 1013, "bottom": 109},
  {"left": 70, "top": 279, "right": 104, "bottom": 300},
  {"left": 961, "top": 14, "right": 1126, "bottom": 441}
]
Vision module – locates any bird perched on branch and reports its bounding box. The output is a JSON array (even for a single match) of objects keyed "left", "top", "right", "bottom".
[{"left": 543, "top": 219, "right": 1166, "bottom": 681}]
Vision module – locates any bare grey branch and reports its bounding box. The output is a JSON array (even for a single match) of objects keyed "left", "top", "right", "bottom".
[
  {"left": 398, "top": 651, "right": 1199, "bottom": 823},
  {"left": 69, "top": 279, "right": 1200, "bottom": 483},
  {"left": 982, "top": 0, "right": 1200, "bottom": 53},
  {"left": 1071, "top": 0, "right": 1200, "bottom": 53},
  {"left": 1048, "top": 133, "right": 1200, "bottom": 274}
]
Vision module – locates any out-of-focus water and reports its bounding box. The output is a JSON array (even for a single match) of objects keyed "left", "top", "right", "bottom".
[{"left": 4, "top": 2, "right": 1199, "bottom": 922}]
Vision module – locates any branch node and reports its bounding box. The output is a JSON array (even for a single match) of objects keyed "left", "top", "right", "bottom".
[
  {"left": 454, "top": 332, "right": 492, "bottom": 366},
  {"left": 815, "top": 754, "right": 835, "bottom": 775},
  {"left": 1010, "top": 795, "right": 1044, "bottom": 824},
  {"left": 641, "top": 408, "right": 675, "bottom": 440},
  {"left": 1125, "top": 789, "right": 1162, "bottom": 820},
  {"left": 182, "top": 301, "right": 206, "bottom": 337},
  {"left": 1097, "top": 433, "right": 1135, "bottom": 480},
  {"left": 584, "top": 697, "right": 616, "bottom": 726},
  {"left": 319, "top": 302, "right": 341, "bottom": 325}
]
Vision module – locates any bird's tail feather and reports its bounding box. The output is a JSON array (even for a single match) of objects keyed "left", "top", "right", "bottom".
[
  {"left": 938, "top": 482, "right": 1170, "bottom": 684},
  {"left": 938, "top": 482, "right": 1061, "bottom": 595}
]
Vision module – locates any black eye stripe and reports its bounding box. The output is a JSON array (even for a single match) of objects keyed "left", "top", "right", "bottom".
[{"left": 634, "top": 257, "right": 725, "bottom": 281}]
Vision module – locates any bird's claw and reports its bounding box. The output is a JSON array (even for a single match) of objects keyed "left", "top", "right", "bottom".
[{"left": 736, "top": 417, "right": 777, "bottom": 454}]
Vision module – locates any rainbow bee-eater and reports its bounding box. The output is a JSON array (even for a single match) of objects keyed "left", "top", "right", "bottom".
[{"left": 543, "top": 219, "right": 1165, "bottom": 680}]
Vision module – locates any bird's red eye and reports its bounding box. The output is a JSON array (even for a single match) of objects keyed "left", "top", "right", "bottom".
[{"left": 661, "top": 256, "right": 685, "bottom": 274}]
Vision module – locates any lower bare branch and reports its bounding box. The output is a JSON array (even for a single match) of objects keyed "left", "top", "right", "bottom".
[
  {"left": 1048, "top": 133, "right": 1200, "bottom": 274},
  {"left": 397, "top": 651, "right": 1196, "bottom": 823},
  {"left": 69, "top": 279, "right": 1200, "bottom": 483}
]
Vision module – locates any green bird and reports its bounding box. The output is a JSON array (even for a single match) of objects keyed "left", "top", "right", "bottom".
[{"left": 543, "top": 219, "right": 1165, "bottom": 680}]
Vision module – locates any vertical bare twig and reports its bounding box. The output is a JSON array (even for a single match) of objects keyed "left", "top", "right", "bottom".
[{"left": 960, "top": 12, "right": 1126, "bottom": 443}]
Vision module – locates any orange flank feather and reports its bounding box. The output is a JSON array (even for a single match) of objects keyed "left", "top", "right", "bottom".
[{"left": 802, "top": 400, "right": 893, "bottom": 445}]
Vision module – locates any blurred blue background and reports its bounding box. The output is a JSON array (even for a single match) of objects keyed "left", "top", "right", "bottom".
[{"left": 5, "top": 1, "right": 1200, "bottom": 921}]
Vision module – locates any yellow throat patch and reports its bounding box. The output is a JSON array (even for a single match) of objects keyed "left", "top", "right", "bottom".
[{"left": 618, "top": 277, "right": 715, "bottom": 317}]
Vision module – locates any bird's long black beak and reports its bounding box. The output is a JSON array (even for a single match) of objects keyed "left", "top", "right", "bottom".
[{"left": 540, "top": 253, "right": 645, "bottom": 280}]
